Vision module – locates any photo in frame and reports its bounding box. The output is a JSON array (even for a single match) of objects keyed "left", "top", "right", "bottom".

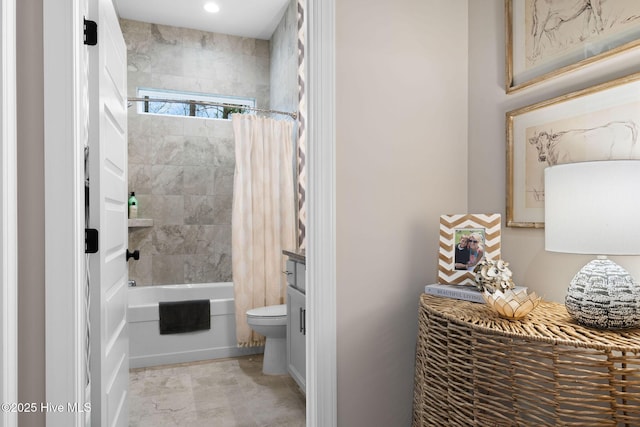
[
  {"left": 507, "top": 72, "right": 640, "bottom": 228},
  {"left": 505, "top": 0, "right": 640, "bottom": 93},
  {"left": 438, "top": 214, "right": 501, "bottom": 286}
]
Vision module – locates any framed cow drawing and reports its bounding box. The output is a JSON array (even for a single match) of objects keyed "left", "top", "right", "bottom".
[
  {"left": 505, "top": 0, "right": 640, "bottom": 93},
  {"left": 506, "top": 71, "right": 640, "bottom": 228}
]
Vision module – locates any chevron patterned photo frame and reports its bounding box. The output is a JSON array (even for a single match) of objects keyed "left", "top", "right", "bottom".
[{"left": 438, "top": 214, "right": 502, "bottom": 286}]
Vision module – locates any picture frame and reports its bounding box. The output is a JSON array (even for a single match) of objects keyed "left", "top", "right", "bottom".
[
  {"left": 505, "top": 0, "right": 640, "bottom": 93},
  {"left": 438, "top": 214, "right": 501, "bottom": 286},
  {"left": 506, "top": 72, "right": 640, "bottom": 228}
]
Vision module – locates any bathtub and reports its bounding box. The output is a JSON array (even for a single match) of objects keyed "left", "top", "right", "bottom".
[{"left": 128, "top": 282, "right": 262, "bottom": 368}]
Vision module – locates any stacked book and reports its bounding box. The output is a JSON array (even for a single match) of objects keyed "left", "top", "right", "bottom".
[
  {"left": 424, "top": 284, "right": 529, "bottom": 304},
  {"left": 424, "top": 284, "right": 484, "bottom": 303}
]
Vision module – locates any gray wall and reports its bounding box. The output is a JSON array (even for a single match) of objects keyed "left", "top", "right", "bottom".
[
  {"left": 17, "top": 0, "right": 45, "bottom": 426},
  {"left": 122, "top": 19, "right": 270, "bottom": 285},
  {"left": 336, "top": 1, "right": 469, "bottom": 425}
]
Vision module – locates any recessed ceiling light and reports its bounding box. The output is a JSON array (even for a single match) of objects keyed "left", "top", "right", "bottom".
[{"left": 204, "top": 2, "right": 220, "bottom": 13}]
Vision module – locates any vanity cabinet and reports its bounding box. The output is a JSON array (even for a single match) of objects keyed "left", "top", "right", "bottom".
[{"left": 284, "top": 251, "right": 306, "bottom": 392}]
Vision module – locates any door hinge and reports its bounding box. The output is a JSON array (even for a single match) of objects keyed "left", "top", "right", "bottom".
[
  {"left": 85, "top": 229, "right": 99, "bottom": 253},
  {"left": 84, "top": 19, "right": 97, "bottom": 46}
]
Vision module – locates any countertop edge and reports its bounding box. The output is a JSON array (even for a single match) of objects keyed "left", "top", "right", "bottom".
[{"left": 282, "top": 249, "right": 306, "bottom": 264}]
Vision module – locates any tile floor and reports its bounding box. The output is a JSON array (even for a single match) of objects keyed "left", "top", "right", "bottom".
[{"left": 129, "top": 355, "right": 306, "bottom": 427}]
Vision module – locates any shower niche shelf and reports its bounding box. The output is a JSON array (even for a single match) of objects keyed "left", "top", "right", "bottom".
[{"left": 128, "top": 218, "right": 153, "bottom": 228}]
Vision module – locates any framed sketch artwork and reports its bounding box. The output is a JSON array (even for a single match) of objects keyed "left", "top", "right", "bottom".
[
  {"left": 506, "top": 0, "right": 640, "bottom": 93},
  {"left": 438, "top": 214, "right": 501, "bottom": 286},
  {"left": 507, "top": 72, "right": 640, "bottom": 228}
]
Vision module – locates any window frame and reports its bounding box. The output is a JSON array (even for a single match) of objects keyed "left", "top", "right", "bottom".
[{"left": 136, "top": 87, "right": 256, "bottom": 120}]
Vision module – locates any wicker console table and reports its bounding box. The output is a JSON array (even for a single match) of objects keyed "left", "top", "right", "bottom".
[{"left": 413, "top": 294, "right": 640, "bottom": 427}]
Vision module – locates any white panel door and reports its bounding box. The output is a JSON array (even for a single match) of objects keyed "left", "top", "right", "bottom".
[{"left": 88, "top": 0, "right": 129, "bottom": 425}]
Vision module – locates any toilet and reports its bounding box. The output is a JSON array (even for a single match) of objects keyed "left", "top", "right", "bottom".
[{"left": 246, "top": 304, "right": 287, "bottom": 375}]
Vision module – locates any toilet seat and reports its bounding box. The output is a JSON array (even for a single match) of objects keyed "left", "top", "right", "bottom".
[
  {"left": 246, "top": 304, "right": 286, "bottom": 319},
  {"left": 246, "top": 304, "right": 287, "bottom": 327}
]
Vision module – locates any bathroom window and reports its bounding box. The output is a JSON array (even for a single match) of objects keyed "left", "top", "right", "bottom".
[{"left": 136, "top": 88, "right": 256, "bottom": 120}]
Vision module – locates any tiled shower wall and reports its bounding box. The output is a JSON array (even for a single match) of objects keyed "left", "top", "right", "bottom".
[
  {"left": 122, "top": 19, "right": 270, "bottom": 286},
  {"left": 270, "top": 0, "right": 299, "bottom": 114},
  {"left": 270, "top": 0, "right": 304, "bottom": 248}
]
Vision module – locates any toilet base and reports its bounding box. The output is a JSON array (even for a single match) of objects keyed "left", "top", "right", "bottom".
[{"left": 262, "top": 336, "right": 287, "bottom": 375}]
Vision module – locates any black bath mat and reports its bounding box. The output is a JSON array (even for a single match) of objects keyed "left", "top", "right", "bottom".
[{"left": 159, "top": 299, "right": 210, "bottom": 335}]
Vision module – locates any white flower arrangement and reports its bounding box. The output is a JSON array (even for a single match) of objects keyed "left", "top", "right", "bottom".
[{"left": 473, "top": 258, "right": 515, "bottom": 293}]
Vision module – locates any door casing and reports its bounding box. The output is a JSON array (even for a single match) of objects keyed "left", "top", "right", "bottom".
[
  {"left": 43, "top": 0, "right": 89, "bottom": 426},
  {"left": 1, "top": 0, "right": 18, "bottom": 424}
]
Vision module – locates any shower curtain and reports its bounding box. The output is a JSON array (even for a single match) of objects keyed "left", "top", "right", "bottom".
[{"left": 232, "top": 114, "right": 296, "bottom": 347}]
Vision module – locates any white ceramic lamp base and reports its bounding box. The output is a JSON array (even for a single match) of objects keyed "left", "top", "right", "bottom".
[{"left": 565, "top": 258, "right": 640, "bottom": 329}]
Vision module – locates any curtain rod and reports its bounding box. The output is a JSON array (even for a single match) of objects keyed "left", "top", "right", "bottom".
[{"left": 127, "top": 97, "right": 297, "bottom": 120}]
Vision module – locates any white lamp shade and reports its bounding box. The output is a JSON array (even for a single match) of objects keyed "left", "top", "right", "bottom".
[{"left": 544, "top": 160, "right": 640, "bottom": 255}]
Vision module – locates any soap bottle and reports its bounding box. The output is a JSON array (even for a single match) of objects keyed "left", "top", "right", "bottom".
[{"left": 128, "top": 192, "right": 138, "bottom": 219}]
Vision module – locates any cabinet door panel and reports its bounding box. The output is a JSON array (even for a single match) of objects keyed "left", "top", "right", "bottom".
[{"left": 287, "top": 285, "right": 306, "bottom": 391}]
